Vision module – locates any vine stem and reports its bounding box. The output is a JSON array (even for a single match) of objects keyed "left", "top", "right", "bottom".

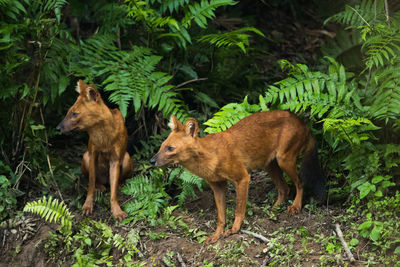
[{"left": 40, "top": 107, "right": 64, "bottom": 202}]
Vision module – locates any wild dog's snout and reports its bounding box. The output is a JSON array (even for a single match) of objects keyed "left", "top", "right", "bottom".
[
  {"left": 150, "top": 154, "right": 157, "bottom": 165},
  {"left": 56, "top": 121, "right": 63, "bottom": 132}
]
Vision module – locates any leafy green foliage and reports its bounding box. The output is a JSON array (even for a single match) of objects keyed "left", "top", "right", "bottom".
[
  {"left": 325, "top": 0, "right": 400, "bottom": 128},
  {"left": 325, "top": 0, "right": 386, "bottom": 27},
  {"left": 23, "top": 196, "right": 74, "bottom": 232},
  {"left": 182, "top": 0, "right": 237, "bottom": 29},
  {"left": 71, "top": 35, "right": 188, "bottom": 120},
  {"left": 204, "top": 96, "right": 260, "bottom": 133},
  {"left": 0, "top": 161, "right": 17, "bottom": 221},
  {"left": 198, "top": 27, "right": 265, "bottom": 53},
  {"left": 321, "top": 117, "right": 379, "bottom": 148},
  {"left": 24, "top": 196, "right": 144, "bottom": 265},
  {"left": 125, "top": 0, "right": 239, "bottom": 48},
  {"left": 169, "top": 167, "right": 205, "bottom": 206},
  {"left": 0, "top": 0, "right": 27, "bottom": 20},
  {"left": 320, "top": 29, "right": 362, "bottom": 69},
  {"left": 44, "top": 218, "right": 144, "bottom": 266},
  {"left": 263, "top": 58, "right": 359, "bottom": 119},
  {"left": 121, "top": 171, "right": 170, "bottom": 225}
]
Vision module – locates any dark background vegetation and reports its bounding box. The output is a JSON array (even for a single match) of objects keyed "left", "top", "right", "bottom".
[{"left": 0, "top": 0, "right": 399, "bottom": 266}]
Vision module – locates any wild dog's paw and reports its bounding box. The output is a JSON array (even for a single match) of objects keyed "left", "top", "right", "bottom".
[
  {"left": 113, "top": 210, "right": 128, "bottom": 221},
  {"left": 223, "top": 227, "right": 240, "bottom": 238},
  {"left": 111, "top": 205, "right": 128, "bottom": 221},
  {"left": 205, "top": 233, "right": 222, "bottom": 244},
  {"left": 287, "top": 204, "right": 301, "bottom": 215},
  {"left": 95, "top": 183, "right": 106, "bottom": 192},
  {"left": 82, "top": 200, "right": 94, "bottom": 215}
]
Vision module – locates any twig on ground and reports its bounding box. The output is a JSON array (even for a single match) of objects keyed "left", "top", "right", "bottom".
[
  {"left": 177, "top": 252, "right": 186, "bottom": 267},
  {"left": 335, "top": 223, "right": 355, "bottom": 263},
  {"left": 261, "top": 257, "right": 268, "bottom": 267},
  {"left": 240, "top": 230, "right": 270, "bottom": 243},
  {"left": 241, "top": 230, "right": 274, "bottom": 267}
]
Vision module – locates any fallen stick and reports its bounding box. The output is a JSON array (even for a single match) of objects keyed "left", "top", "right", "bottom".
[
  {"left": 335, "top": 223, "right": 355, "bottom": 263},
  {"left": 241, "top": 230, "right": 274, "bottom": 267},
  {"left": 240, "top": 230, "right": 270, "bottom": 243},
  {"left": 177, "top": 252, "right": 186, "bottom": 267}
]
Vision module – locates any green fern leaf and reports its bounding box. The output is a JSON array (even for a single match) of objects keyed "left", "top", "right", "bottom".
[
  {"left": 198, "top": 27, "right": 264, "bottom": 53},
  {"left": 23, "top": 196, "right": 73, "bottom": 231},
  {"left": 182, "top": 0, "right": 237, "bottom": 28},
  {"left": 204, "top": 96, "right": 260, "bottom": 133},
  {"left": 71, "top": 35, "right": 188, "bottom": 120}
]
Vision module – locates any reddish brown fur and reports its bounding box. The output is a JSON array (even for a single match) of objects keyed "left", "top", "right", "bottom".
[
  {"left": 57, "top": 80, "right": 133, "bottom": 221},
  {"left": 151, "top": 111, "right": 324, "bottom": 243}
]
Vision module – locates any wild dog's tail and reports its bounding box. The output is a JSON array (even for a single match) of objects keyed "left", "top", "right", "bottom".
[{"left": 301, "top": 135, "right": 326, "bottom": 201}]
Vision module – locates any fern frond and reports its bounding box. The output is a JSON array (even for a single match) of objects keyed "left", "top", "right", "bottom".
[
  {"left": 203, "top": 96, "right": 260, "bottom": 133},
  {"left": 71, "top": 35, "right": 189, "bottom": 120},
  {"left": 43, "top": 0, "right": 68, "bottom": 23},
  {"left": 321, "top": 29, "right": 362, "bottom": 69},
  {"left": 169, "top": 167, "right": 204, "bottom": 206},
  {"left": 321, "top": 117, "right": 380, "bottom": 147},
  {"left": 366, "top": 63, "right": 400, "bottom": 126},
  {"left": 325, "top": 0, "right": 385, "bottom": 27},
  {"left": 382, "top": 144, "right": 400, "bottom": 158},
  {"left": 121, "top": 174, "right": 169, "bottom": 224},
  {"left": 262, "top": 57, "right": 360, "bottom": 120},
  {"left": 23, "top": 196, "right": 73, "bottom": 231},
  {"left": 160, "top": 0, "right": 190, "bottom": 14},
  {"left": 182, "top": 0, "right": 237, "bottom": 28},
  {"left": 198, "top": 27, "right": 264, "bottom": 53},
  {"left": 128, "top": 4, "right": 180, "bottom": 31},
  {"left": 361, "top": 26, "right": 400, "bottom": 70},
  {"left": 0, "top": 0, "right": 27, "bottom": 20}
]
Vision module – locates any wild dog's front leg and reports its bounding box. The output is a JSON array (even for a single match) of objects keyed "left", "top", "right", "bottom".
[
  {"left": 110, "top": 160, "right": 128, "bottom": 221},
  {"left": 206, "top": 181, "right": 227, "bottom": 244},
  {"left": 224, "top": 173, "right": 250, "bottom": 237},
  {"left": 82, "top": 151, "right": 96, "bottom": 215}
]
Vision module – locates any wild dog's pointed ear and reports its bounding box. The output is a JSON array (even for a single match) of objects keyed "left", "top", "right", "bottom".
[
  {"left": 76, "top": 80, "right": 86, "bottom": 94},
  {"left": 184, "top": 118, "right": 199, "bottom": 137},
  {"left": 86, "top": 87, "right": 99, "bottom": 102},
  {"left": 168, "top": 115, "right": 183, "bottom": 131}
]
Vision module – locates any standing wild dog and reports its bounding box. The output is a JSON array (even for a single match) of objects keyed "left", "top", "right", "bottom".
[
  {"left": 56, "top": 80, "right": 133, "bottom": 221},
  {"left": 150, "top": 111, "right": 325, "bottom": 243}
]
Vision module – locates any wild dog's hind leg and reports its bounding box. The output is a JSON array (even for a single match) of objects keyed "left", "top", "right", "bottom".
[
  {"left": 120, "top": 152, "right": 133, "bottom": 183},
  {"left": 266, "top": 159, "right": 289, "bottom": 208},
  {"left": 81, "top": 151, "right": 105, "bottom": 192},
  {"left": 277, "top": 155, "right": 303, "bottom": 215}
]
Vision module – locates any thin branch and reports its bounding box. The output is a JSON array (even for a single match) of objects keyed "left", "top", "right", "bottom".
[
  {"left": 40, "top": 107, "right": 64, "bottom": 202},
  {"left": 348, "top": 6, "right": 371, "bottom": 27},
  {"left": 175, "top": 78, "right": 208, "bottom": 89},
  {"left": 335, "top": 223, "right": 356, "bottom": 263},
  {"left": 240, "top": 230, "right": 270, "bottom": 243},
  {"left": 384, "top": 0, "right": 390, "bottom": 25},
  {"left": 177, "top": 252, "right": 186, "bottom": 267}
]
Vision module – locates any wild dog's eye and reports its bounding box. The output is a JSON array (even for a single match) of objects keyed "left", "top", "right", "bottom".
[
  {"left": 71, "top": 112, "right": 79, "bottom": 118},
  {"left": 167, "top": 146, "right": 175, "bottom": 152}
]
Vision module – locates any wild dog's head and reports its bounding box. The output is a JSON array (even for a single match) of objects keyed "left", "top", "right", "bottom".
[
  {"left": 150, "top": 115, "right": 199, "bottom": 167},
  {"left": 56, "top": 80, "right": 104, "bottom": 133}
]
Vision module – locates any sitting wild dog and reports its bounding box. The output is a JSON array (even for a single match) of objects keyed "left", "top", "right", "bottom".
[
  {"left": 56, "top": 80, "right": 133, "bottom": 221},
  {"left": 150, "top": 111, "right": 325, "bottom": 243}
]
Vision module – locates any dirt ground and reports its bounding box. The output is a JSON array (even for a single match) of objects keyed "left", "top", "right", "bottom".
[{"left": 1, "top": 170, "right": 374, "bottom": 267}]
